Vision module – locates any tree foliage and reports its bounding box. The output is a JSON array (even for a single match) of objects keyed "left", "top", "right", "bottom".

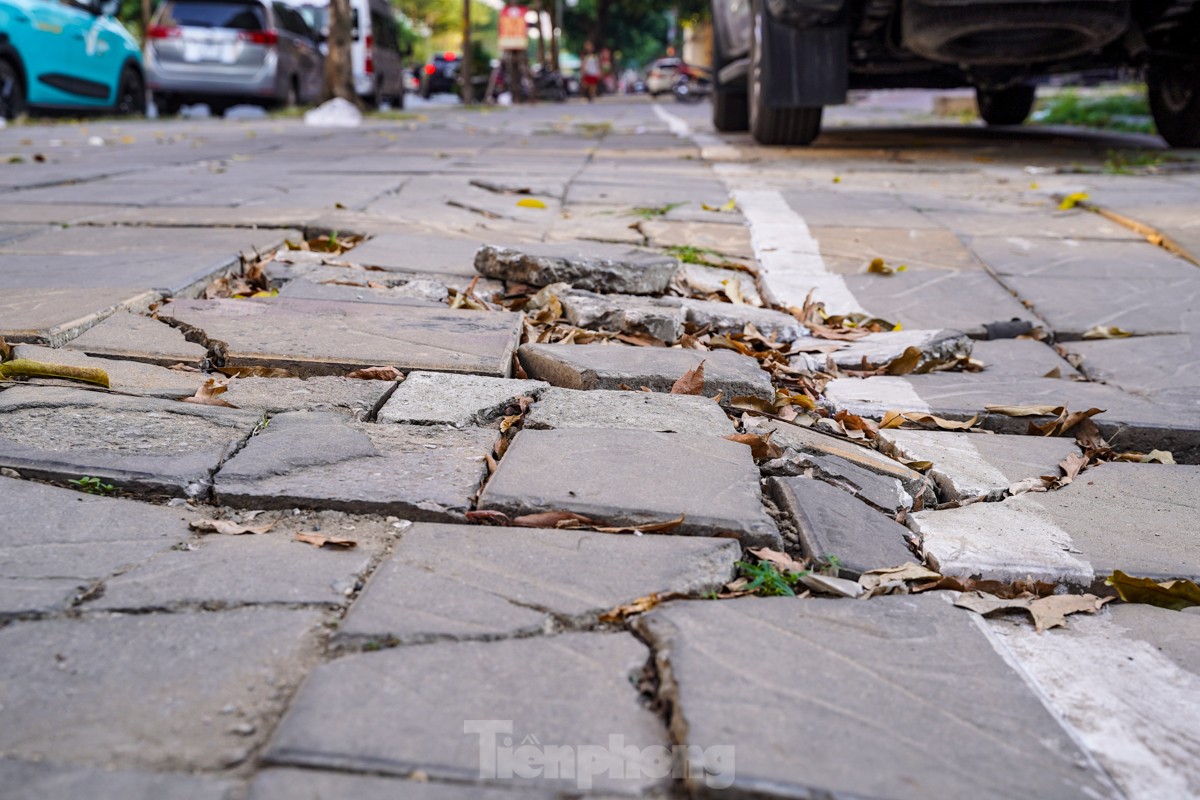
[{"left": 562, "top": 0, "right": 709, "bottom": 69}]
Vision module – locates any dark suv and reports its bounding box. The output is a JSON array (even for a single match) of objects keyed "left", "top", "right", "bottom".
[{"left": 711, "top": 0, "right": 1200, "bottom": 147}]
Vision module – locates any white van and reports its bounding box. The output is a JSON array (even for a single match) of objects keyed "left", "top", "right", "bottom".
[{"left": 285, "top": 0, "right": 406, "bottom": 107}]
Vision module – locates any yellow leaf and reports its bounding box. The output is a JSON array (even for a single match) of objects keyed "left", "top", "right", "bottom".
[
  {"left": 1106, "top": 570, "right": 1200, "bottom": 611},
  {"left": 0, "top": 359, "right": 110, "bottom": 388},
  {"left": 867, "top": 257, "right": 893, "bottom": 275},
  {"left": 1082, "top": 325, "right": 1132, "bottom": 339},
  {"left": 1059, "top": 191, "right": 1089, "bottom": 211},
  {"left": 517, "top": 198, "right": 547, "bottom": 209}
]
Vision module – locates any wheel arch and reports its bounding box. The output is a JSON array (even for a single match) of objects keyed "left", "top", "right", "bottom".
[{"left": 0, "top": 38, "right": 28, "bottom": 92}]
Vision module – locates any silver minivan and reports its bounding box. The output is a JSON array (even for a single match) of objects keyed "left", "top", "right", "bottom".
[{"left": 146, "top": 0, "right": 323, "bottom": 115}]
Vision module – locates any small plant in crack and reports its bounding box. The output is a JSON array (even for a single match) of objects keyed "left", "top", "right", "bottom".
[
  {"left": 68, "top": 476, "right": 116, "bottom": 495},
  {"left": 629, "top": 201, "right": 687, "bottom": 220},
  {"left": 815, "top": 554, "right": 843, "bottom": 576},
  {"left": 736, "top": 560, "right": 808, "bottom": 597}
]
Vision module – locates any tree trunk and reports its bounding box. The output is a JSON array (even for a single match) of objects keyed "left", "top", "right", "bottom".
[
  {"left": 322, "top": 0, "right": 359, "bottom": 104},
  {"left": 535, "top": 1, "right": 546, "bottom": 66},
  {"left": 549, "top": 1, "right": 559, "bottom": 72},
  {"left": 590, "top": 0, "right": 611, "bottom": 49},
  {"left": 461, "top": 0, "right": 473, "bottom": 104}
]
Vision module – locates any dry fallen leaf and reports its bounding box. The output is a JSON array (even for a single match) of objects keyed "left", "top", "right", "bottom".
[
  {"left": 799, "top": 573, "right": 865, "bottom": 598},
  {"left": 724, "top": 431, "right": 783, "bottom": 460},
  {"left": 1082, "top": 325, "right": 1133, "bottom": 340},
  {"left": 598, "top": 592, "right": 686, "bottom": 623},
  {"left": 671, "top": 360, "right": 706, "bottom": 395},
  {"left": 182, "top": 378, "right": 237, "bottom": 408},
  {"left": 884, "top": 346, "right": 922, "bottom": 376},
  {"left": 954, "top": 590, "right": 1110, "bottom": 633},
  {"left": 866, "top": 257, "right": 894, "bottom": 276},
  {"left": 858, "top": 562, "right": 942, "bottom": 595},
  {"left": 1105, "top": 570, "right": 1200, "bottom": 611},
  {"left": 986, "top": 404, "right": 1064, "bottom": 417},
  {"left": 1055, "top": 451, "right": 1089, "bottom": 487},
  {"left": 294, "top": 532, "right": 357, "bottom": 548},
  {"left": 511, "top": 511, "right": 595, "bottom": 529},
  {"left": 516, "top": 197, "right": 548, "bottom": 209},
  {"left": 190, "top": 518, "right": 276, "bottom": 535},
  {"left": 347, "top": 366, "right": 404, "bottom": 380},
  {"left": 1058, "top": 191, "right": 1089, "bottom": 211},
  {"left": 595, "top": 514, "right": 686, "bottom": 534},
  {"left": 217, "top": 365, "right": 295, "bottom": 379},
  {"left": 465, "top": 510, "right": 512, "bottom": 526},
  {"left": 0, "top": 358, "right": 111, "bottom": 388},
  {"left": 880, "top": 411, "right": 978, "bottom": 431},
  {"left": 747, "top": 547, "right": 808, "bottom": 574}
]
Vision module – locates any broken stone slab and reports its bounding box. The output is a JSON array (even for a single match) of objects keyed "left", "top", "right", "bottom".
[
  {"left": 556, "top": 286, "right": 687, "bottom": 342},
  {"left": 11, "top": 343, "right": 207, "bottom": 400},
  {"left": 0, "top": 286, "right": 160, "bottom": 348},
  {"left": 0, "top": 387, "right": 259, "bottom": 498},
  {"left": 377, "top": 371, "right": 548, "bottom": 427},
  {"left": 338, "top": 523, "right": 739, "bottom": 642},
  {"left": 763, "top": 450, "right": 915, "bottom": 513},
  {"left": 62, "top": 310, "right": 208, "bottom": 367},
  {"left": 214, "top": 411, "right": 496, "bottom": 521},
  {"left": 478, "top": 428, "right": 781, "bottom": 547},
  {"left": 220, "top": 376, "right": 396, "bottom": 420},
  {"left": 768, "top": 476, "right": 916, "bottom": 579},
  {"left": 1064, "top": 334, "right": 1200, "bottom": 399},
  {"left": 0, "top": 760, "right": 237, "bottom": 800},
  {"left": 824, "top": 374, "right": 1200, "bottom": 463},
  {"left": 674, "top": 297, "right": 807, "bottom": 343},
  {"left": 743, "top": 416, "right": 935, "bottom": 504},
  {"left": 634, "top": 595, "right": 1118, "bottom": 800},
  {"left": 0, "top": 608, "right": 322, "bottom": 771},
  {"left": 677, "top": 262, "right": 762, "bottom": 306},
  {"left": 474, "top": 243, "right": 677, "bottom": 295},
  {"left": 0, "top": 476, "right": 194, "bottom": 617},
  {"left": 815, "top": 329, "right": 972, "bottom": 372},
  {"left": 265, "top": 633, "right": 666, "bottom": 794},
  {"left": 247, "top": 768, "right": 555, "bottom": 800},
  {"left": 276, "top": 279, "right": 447, "bottom": 307},
  {"left": 877, "top": 429, "right": 1082, "bottom": 502},
  {"left": 525, "top": 387, "right": 735, "bottom": 437},
  {"left": 158, "top": 297, "right": 523, "bottom": 378},
  {"left": 518, "top": 343, "right": 774, "bottom": 401}
]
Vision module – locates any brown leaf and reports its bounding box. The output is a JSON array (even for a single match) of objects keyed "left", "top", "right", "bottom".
[
  {"left": 0, "top": 358, "right": 111, "bottom": 388},
  {"left": 747, "top": 547, "right": 808, "bottom": 574},
  {"left": 347, "top": 366, "right": 404, "bottom": 380},
  {"left": 729, "top": 395, "right": 775, "bottom": 414},
  {"left": 953, "top": 591, "right": 1111, "bottom": 633},
  {"left": 615, "top": 332, "right": 667, "bottom": 347},
  {"left": 671, "top": 360, "right": 706, "bottom": 395},
  {"left": 1105, "top": 570, "right": 1200, "bottom": 611},
  {"left": 598, "top": 592, "right": 686, "bottom": 623},
  {"left": 594, "top": 514, "right": 686, "bottom": 534},
  {"left": 294, "top": 532, "right": 357, "bottom": 548},
  {"left": 724, "top": 431, "right": 783, "bottom": 460},
  {"left": 511, "top": 511, "right": 595, "bottom": 529},
  {"left": 216, "top": 366, "right": 295, "bottom": 379},
  {"left": 880, "top": 411, "right": 977, "bottom": 431},
  {"left": 168, "top": 363, "right": 201, "bottom": 372},
  {"left": 986, "top": 404, "right": 1065, "bottom": 417},
  {"left": 182, "top": 378, "right": 237, "bottom": 408},
  {"left": 1055, "top": 451, "right": 1089, "bottom": 487},
  {"left": 465, "top": 510, "right": 512, "bottom": 526},
  {"left": 858, "top": 562, "right": 942, "bottom": 596},
  {"left": 189, "top": 518, "right": 276, "bottom": 535},
  {"left": 884, "top": 346, "right": 923, "bottom": 376}
]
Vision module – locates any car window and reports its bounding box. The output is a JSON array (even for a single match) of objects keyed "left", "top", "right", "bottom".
[
  {"left": 295, "top": 5, "right": 326, "bottom": 35},
  {"left": 274, "top": 5, "right": 311, "bottom": 38},
  {"left": 155, "top": 0, "right": 267, "bottom": 30}
]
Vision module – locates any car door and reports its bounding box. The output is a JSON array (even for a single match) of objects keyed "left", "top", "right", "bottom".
[
  {"left": 21, "top": 0, "right": 91, "bottom": 105},
  {"left": 282, "top": 6, "right": 320, "bottom": 101}
]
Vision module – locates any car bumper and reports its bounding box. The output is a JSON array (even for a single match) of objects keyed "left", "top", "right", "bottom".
[{"left": 146, "top": 57, "right": 278, "bottom": 98}]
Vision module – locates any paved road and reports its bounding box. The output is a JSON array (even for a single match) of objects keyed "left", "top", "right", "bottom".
[{"left": 1, "top": 96, "right": 1199, "bottom": 799}]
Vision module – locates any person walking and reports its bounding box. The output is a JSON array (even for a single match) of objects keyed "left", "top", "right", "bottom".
[{"left": 582, "top": 42, "right": 601, "bottom": 103}]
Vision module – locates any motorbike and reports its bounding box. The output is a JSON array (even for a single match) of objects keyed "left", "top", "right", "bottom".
[{"left": 672, "top": 66, "right": 712, "bottom": 103}]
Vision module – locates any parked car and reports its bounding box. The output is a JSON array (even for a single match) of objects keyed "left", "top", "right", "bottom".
[
  {"left": 0, "top": 0, "right": 145, "bottom": 120},
  {"left": 711, "top": 0, "right": 1200, "bottom": 147},
  {"left": 420, "top": 51, "right": 459, "bottom": 98},
  {"left": 645, "top": 57, "right": 682, "bottom": 96},
  {"left": 281, "top": 0, "right": 405, "bottom": 107},
  {"left": 145, "top": 0, "right": 323, "bottom": 115}
]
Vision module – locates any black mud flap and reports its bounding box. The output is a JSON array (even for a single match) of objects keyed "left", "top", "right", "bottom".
[{"left": 762, "top": 21, "right": 848, "bottom": 108}]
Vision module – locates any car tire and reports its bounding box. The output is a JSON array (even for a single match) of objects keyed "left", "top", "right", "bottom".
[
  {"left": 749, "top": 0, "right": 822, "bottom": 146},
  {"left": 1148, "top": 61, "right": 1200, "bottom": 148},
  {"left": 0, "top": 59, "right": 26, "bottom": 121},
  {"left": 154, "top": 93, "right": 181, "bottom": 117},
  {"left": 114, "top": 66, "right": 146, "bottom": 116},
  {"left": 976, "top": 84, "right": 1035, "bottom": 126},
  {"left": 711, "top": 7, "right": 749, "bottom": 133}
]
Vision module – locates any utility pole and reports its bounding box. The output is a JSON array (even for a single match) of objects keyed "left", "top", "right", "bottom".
[{"left": 461, "top": 0, "right": 473, "bottom": 104}]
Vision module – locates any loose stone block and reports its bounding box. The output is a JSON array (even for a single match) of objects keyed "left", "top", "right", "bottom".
[
  {"left": 478, "top": 428, "right": 781, "bottom": 547},
  {"left": 158, "top": 297, "right": 522, "bottom": 378},
  {"left": 220, "top": 376, "right": 395, "bottom": 420},
  {"left": 525, "top": 387, "right": 735, "bottom": 437},
  {"left": 877, "top": 428, "right": 1082, "bottom": 501},
  {"left": 764, "top": 450, "right": 915, "bottom": 513},
  {"left": 12, "top": 344, "right": 207, "bottom": 400},
  {"left": 474, "top": 243, "right": 677, "bottom": 295},
  {"left": 0, "top": 760, "right": 236, "bottom": 800},
  {"left": 0, "top": 287, "right": 160, "bottom": 347},
  {"left": 635, "top": 595, "right": 1117, "bottom": 800},
  {"left": 265, "top": 633, "right": 668, "bottom": 794},
  {"left": 820, "top": 329, "right": 972, "bottom": 371},
  {"left": 0, "top": 387, "right": 258, "bottom": 498},
  {"left": 557, "top": 288, "right": 687, "bottom": 342},
  {"left": 518, "top": 343, "right": 774, "bottom": 401},
  {"left": 0, "top": 476, "right": 194, "bottom": 616},
  {"left": 339, "top": 523, "right": 740, "bottom": 641},
  {"left": 62, "top": 310, "right": 208, "bottom": 367},
  {"left": 335, "top": 232, "right": 487, "bottom": 277},
  {"left": 769, "top": 476, "right": 916, "bottom": 578},
  {"left": 214, "top": 411, "right": 496, "bottom": 520},
  {"left": 0, "top": 608, "right": 322, "bottom": 771},
  {"left": 678, "top": 262, "right": 762, "bottom": 306},
  {"left": 276, "top": 279, "right": 447, "bottom": 306},
  {"left": 377, "top": 371, "right": 548, "bottom": 427},
  {"left": 674, "top": 297, "right": 807, "bottom": 343}
]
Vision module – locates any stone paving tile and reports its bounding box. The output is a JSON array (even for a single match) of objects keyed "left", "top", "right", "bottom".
[
  {"left": 987, "top": 604, "right": 1200, "bottom": 799},
  {"left": 768, "top": 477, "right": 915, "bottom": 578},
  {"left": 877, "top": 429, "right": 1082, "bottom": 502},
  {"left": 0, "top": 387, "right": 259, "bottom": 498},
  {"left": 674, "top": 297, "right": 807, "bottom": 342},
  {"left": 814, "top": 225, "right": 985, "bottom": 273},
  {"left": 12, "top": 344, "right": 207, "bottom": 400},
  {"left": 340, "top": 523, "right": 739, "bottom": 642},
  {"left": 911, "top": 463, "right": 1200, "bottom": 585},
  {"left": 966, "top": 235, "right": 1197, "bottom": 280},
  {"left": 474, "top": 243, "right": 678, "bottom": 295},
  {"left": 478, "top": 428, "right": 781, "bottom": 547},
  {"left": 1064, "top": 333, "right": 1200, "bottom": 398},
  {"left": 1000, "top": 274, "right": 1200, "bottom": 337},
  {"left": 824, "top": 373, "right": 1200, "bottom": 462},
  {"left": 766, "top": 449, "right": 916, "bottom": 513},
  {"left": 518, "top": 343, "right": 774, "bottom": 401},
  {"left": 783, "top": 188, "right": 939, "bottom": 229},
  {"left": 927, "top": 209, "right": 1140, "bottom": 240},
  {"left": 639, "top": 219, "right": 754, "bottom": 259},
  {"left": 275, "top": 279, "right": 447, "bottom": 307},
  {"left": 525, "top": 387, "right": 735, "bottom": 437},
  {"left": 635, "top": 595, "right": 1119, "bottom": 800},
  {"left": 377, "top": 371, "right": 548, "bottom": 427},
  {"left": 158, "top": 297, "right": 523, "bottom": 378},
  {"left": 265, "top": 633, "right": 667, "bottom": 795},
  {"left": 0, "top": 476, "right": 193, "bottom": 617},
  {"left": 61, "top": 310, "right": 208, "bottom": 366},
  {"left": 0, "top": 286, "right": 160, "bottom": 347},
  {"left": 247, "top": 768, "right": 553, "bottom": 800},
  {"left": 0, "top": 759, "right": 237, "bottom": 800},
  {"left": 214, "top": 411, "right": 496, "bottom": 520},
  {"left": 971, "top": 338, "right": 1081, "bottom": 379},
  {"left": 844, "top": 270, "right": 1039, "bottom": 338},
  {"left": 677, "top": 262, "right": 762, "bottom": 305},
  {"left": 556, "top": 288, "right": 687, "bottom": 343},
  {"left": 0, "top": 608, "right": 322, "bottom": 771},
  {"left": 220, "top": 376, "right": 396, "bottom": 420},
  {"left": 819, "top": 329, "right": 972, "bottom": 371},
  {"left": 545, "top": 208, "right": 647, "bottom": 246},
  {"left": 566, "top": 178, "right": 727, "bottom": 208}
]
